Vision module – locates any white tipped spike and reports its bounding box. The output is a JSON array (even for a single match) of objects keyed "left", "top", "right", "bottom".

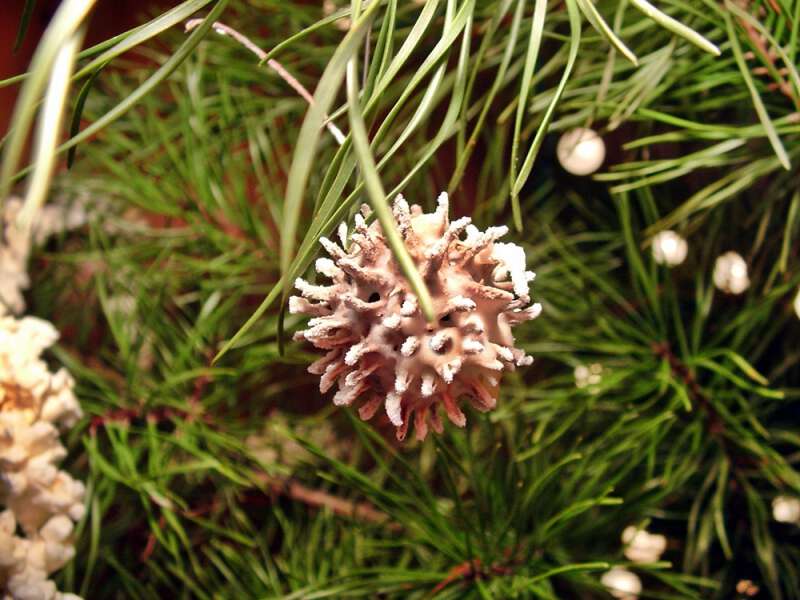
[
  {"left": 463, "top": 317, "right": 485, "bottom": 334},
  {"left": 494, "top": 345, "right": 515, "bottom": 362},
  {"left": 315, "top": 258, "right": 341, "bottom": 278},
  {"left": 345, "top": 341, "right": 369, "bottom": 366},
  {"left": 400, "top": 296, "right": 418, "bottom": 316},
  {"left": 435, "top": 191, "right": 449, "bottom": 216},
  {"left": 452, "top": 296, "right": 476, "bottom": 311},
  {"left": 386, "top": 392, "right": 403, "bottom": 426},
  {"left": 463, "top": 339, "right": 485, "bottom": 354},
  {"left": 354, "top": 213, "right": 366, "bottom": 230},
  {"left": 333, "top": 384, "right": 361, "bottom": 406},
  {"left": 448, "top": 216, "right": 471, "bottom": 237},
  {"left": 337, "top": 222, "right": 348, "bottom": 247},
  {"left": 492, "top": 242, "right": 531, "bottom": 298},
  {"left": 360, "top": 203, "right": 372, "bottom": 218},
  {"left": 295, "top": 278, "right": 332, "bottom": 302},
  {"left": 319, "top": 237, "right": 345, "bottom": 259},
  {"left": 429, "top": 331, "right": 450, "bottom": 353},
  {"left": 400, "top": 336, "right": 419, "bottom": 357},
  {"left": 421, "top": 373, "right": 436, "bottom": 397},
  {"left": 288, "top": 296, "right": 304, "bottom": 314},
  {"left": 516, "top": 355, "right": 534, "bottom": 367},
  {"left": 439, "top": 358, "right": 462, "bottom": 384},
  {"left": 395, "top": 369, "right": 411, "bottom": 393},
  {"left": 464, "top": 224, "right": 481, "bottom": 246},
  {"left": 382, "top": 314, "right": 402, "bottom": 330}
]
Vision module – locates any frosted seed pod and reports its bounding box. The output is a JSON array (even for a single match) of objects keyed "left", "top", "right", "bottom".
[
  {"left": 713, "top": 251, "right": 750, "bottom": 294},
  {"left": 290, "top": 193, "right": 540, "bottom": 441},
  {"left": 651, "top": 230, "right": 688, "bottom": 267},
  {"left": 556, "top": 127, "right": 606, "bottom": 176}
]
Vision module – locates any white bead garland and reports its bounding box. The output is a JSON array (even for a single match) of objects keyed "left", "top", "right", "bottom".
[
  {"left": 556, "top": 128, "right": 605, "bottom": 176},
  {"left": 651, "top": 230, "right": 688, "bottom": 267}
]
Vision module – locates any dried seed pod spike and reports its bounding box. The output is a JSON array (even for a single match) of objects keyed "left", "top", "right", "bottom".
[{"left": 292, "top": 192, "right": 540, "bottom": 441}]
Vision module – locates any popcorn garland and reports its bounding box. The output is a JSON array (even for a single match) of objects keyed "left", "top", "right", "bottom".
[
  {"left": 1, "top": 197, "right": 86, "bottom": 599},
  {"left": 1, "top": 197, "right": 86, "bottom": 318},
  {"left": 290, "top": 193, "right": 541, "bottom": 441},
  {"left": 0, "top": 316, "right": 85, "bottom": 600}
]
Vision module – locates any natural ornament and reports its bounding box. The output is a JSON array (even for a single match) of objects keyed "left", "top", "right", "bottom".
[{"left": 290, "top": 193, "right": 541, "bottom": 441}]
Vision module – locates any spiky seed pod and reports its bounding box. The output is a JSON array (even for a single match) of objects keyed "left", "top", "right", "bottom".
[{"left": 290, "top": 193, "right": 541, "bottom": 441}]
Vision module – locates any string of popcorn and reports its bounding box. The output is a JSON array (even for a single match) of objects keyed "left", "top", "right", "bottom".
[{"left": 1, "top": 198, "right": 86, "bottom": 599}]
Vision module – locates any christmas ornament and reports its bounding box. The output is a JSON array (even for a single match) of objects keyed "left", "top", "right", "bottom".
[
  {"left": 601, "top": 567, "right": 642, "bottom": 600},
  {"left": 772, "top": 495, "right": 800, "bottom": 524},
  {"left": 713, "top": 251, "right": 750, "bottom": 295},
  {"left": 622, "top": 526, "right": 667, "bottom": 563},
  {"left": 651, "top": 230, "right": 688, "bottom": 267},
  {"left": 794, "top": 287, "right": 800, "bottom": 320},
  {"left": 556, "top": 127, "right": 606, "bottom": 176},
  {"left": 290, "top": 193, "right": 541, "bottom": 441},
  {"left": 0, "top": 316, "right": 85, "bottom": 600}
]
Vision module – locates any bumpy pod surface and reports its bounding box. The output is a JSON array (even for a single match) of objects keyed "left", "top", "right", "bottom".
[{"left": 290, "top": 193, "right": 541, "bottom": 441}]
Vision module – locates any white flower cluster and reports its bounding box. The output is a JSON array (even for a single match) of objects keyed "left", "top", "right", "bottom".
[{"left": 0, "top": 316, "right": 85, "bottom": 600}]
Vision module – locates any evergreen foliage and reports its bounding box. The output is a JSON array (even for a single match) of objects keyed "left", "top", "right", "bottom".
[{"left": 2, "top": 0, "right": 800, "bottom": 597}]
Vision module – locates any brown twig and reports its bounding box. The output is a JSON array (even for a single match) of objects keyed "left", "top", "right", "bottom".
[
  {"left": 431, "top": 546, "right": 521, "bottom": 596},
  {"left": 256, "top": 472, "right": 399, "bottom": 530},
  {"left": 738, "top": 18, "right": 798, "bottom": 109},
  {"left": 651, "top": 341, "right": 724, "bottom": 434},
  {"left": 184, "top": 19, "right": 346, "bottom": 144}
]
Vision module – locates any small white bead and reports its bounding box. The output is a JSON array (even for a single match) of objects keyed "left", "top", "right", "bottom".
[
  {"left": 651, "top": 230, "right": 688, "bottom": 267},
  {"left": 622, "top": 526, "right": 667, "bottom": 563},
  {"left": 713, "top": 252, "right": 750, "bottom": 295},
  {"left": 557, "top": 127, "right": 606, "bottom": 176},
  {"left": 772, "top": 495, "right": 800, "bottom": 524},
  {"left": 601, "top": 567, "right": 642, "bottom": 600},
  {"left": 794, "top": 287, "right": 800, "bottom": 320}
]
